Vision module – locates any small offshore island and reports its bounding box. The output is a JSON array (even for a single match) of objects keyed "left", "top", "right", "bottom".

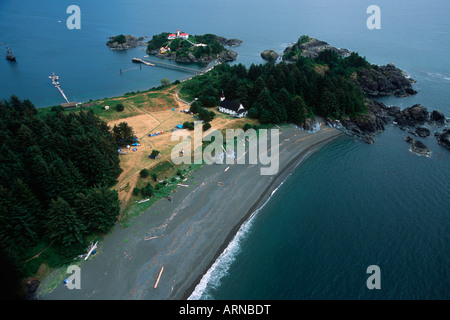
[
  {"left": 106, "top": 34, "right": 148, "bottom": 50},
  {"left": 1, "top": 33, "right": 449, "bottom": 300},
  {"left": 145, "top": 30, "right": 241, "bottom": 63}
]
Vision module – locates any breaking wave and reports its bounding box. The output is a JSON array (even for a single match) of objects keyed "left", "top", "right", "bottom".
[{"left": 188, "top": 182, "right": 285, "bottom": 300}]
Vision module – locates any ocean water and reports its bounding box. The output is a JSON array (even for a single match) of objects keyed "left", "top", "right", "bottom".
[
  {"left": 1, "top": 0, "right": 449, "bottom": 299},
  {"left": 194, "top": 130, "right": 450, "bottom": 299}
]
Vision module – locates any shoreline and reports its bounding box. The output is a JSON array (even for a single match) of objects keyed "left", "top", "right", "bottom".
[
  {"left": 183, "top": 127, "right": 343, "bottom": 299},
  {"left": 40, "top": 125, "right": 343, "bottom": 300}
]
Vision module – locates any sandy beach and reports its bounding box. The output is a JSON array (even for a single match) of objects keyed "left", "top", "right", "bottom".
[{"left": 40, "top": 125, "right": 342, "bottom": 300}]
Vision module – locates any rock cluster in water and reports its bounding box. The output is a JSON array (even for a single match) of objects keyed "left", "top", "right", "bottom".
[
  {"left": 260, "top": 50, "right": 279, "bottom": 62},
  {"left": 333, "top": 99, "right": 450, "bottom": 155},
  {"left": 106, "top": 35, "right": 148, "bottom": 50},
  {"left": 437, "top": 129, "right": 450, "bottom": 150},
  {"left": 404, "top": 135, "right": 432, "bottom": 156}
]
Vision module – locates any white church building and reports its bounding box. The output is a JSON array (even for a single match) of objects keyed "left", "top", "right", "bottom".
[{"left": 218, "top": 93, "right": 248, "bottom": 118}]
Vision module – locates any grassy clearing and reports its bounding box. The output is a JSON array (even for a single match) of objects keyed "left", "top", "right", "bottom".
[{"left": 39, "top": 82, "right": 259, "bottom": 223}]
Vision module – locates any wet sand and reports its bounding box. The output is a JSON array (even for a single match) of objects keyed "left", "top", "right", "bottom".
[{"left": 41, "top": 126, "right": 342, "bottom": 300}]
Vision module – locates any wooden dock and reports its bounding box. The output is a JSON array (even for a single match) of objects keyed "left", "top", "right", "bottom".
[
  {"left": 49, "top": 73, "right": 70, "bottom": 104},
  {"left": 132, "top": 57, "right": 203, "bottom": 75}
]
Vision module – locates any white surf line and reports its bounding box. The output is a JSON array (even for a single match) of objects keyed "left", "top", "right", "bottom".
[{"left": 188, "top": 178, "right": 287, "bottom": 300}]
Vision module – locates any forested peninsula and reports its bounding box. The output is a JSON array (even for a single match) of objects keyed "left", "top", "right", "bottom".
[
  {"left": 181, "top": 36, "right": 376, "bottom": 126},
  {"left": 181, "top": 35, "right": 449, "bottom": 146},
  {"left": 2, "top": 34, "right": 447, "bottom": 299},
  {"left": 0, "top": 98, "right": 123, "bottom": 298}
]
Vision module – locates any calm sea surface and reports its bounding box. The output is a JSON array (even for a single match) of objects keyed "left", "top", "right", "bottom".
[{"left": 1, "top": 0, "right": 449, "bottom": 299}]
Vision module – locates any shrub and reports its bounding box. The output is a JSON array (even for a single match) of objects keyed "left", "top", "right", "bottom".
[
  {"left": 113, "top": 34, "right": 126, "bottom": 44},
  {"left": 139, "top": 168, "right": 149, "bottom": 178},
  {"left": 203, "top": 122, "right": 211, "bottom": 131},
  {"left": 198, "top": 108, "right": 215, "bottom": 122},
  {"left": 115, "top": 103, "right": 124, "bottom": 112},
  {"left": 161, "top": 78, "right": 171, "bottom": 87},
  {"left": 151, "top": 150, "right": 160, "bottom": 158},
  {"left": 183, "top": 121, "right": 194, "bottom": 130},
  {"left": 151, "top": 173, "right": 157, "bottom": 182},
  {"left": 190, "top": 101, "right": 203, "bottom": 114},
  {"left": 141, "top": 183, "right": 154, "bottom": 197},
  {"left": 51, "top": 105, "right": 64, "bottom": 112},
  {"left": 243, "top": 123, "right": 252, "bottom": 131},
  {"left": 297, "top": 35, "right": 310, "bottom": 45},
  {"left": 132, "top": 187, "right": 140, "bottom": 196}
]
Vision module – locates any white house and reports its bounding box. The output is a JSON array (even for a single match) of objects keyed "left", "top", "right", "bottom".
[
  {"left": 179, "top": 33, "right": 189, "bottom": 39},
  {"left": 219, "top": 94, "right": 248, "bottom": 118},
  {"left": 167, "top": 29, "right": 189, "bottom": 40}
]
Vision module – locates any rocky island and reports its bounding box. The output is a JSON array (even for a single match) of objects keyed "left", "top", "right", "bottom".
[
  {"left": 146, "top": 31, "right": 241, "bottom": 63},
  {"left": 282, "top": 35, "right": 351, "bottom": 61},
  {"left": 404, "top": 135, "right": 432, "bottom": 156},
  {"left": 106, "top": 34, "right": 148, "bottom": 50},
  {"left": 261, "top": 49, "right": 279, "bottom": 62}
]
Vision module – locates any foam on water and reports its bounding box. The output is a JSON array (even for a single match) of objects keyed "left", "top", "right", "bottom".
[
  {"left": 188, "top": 181, "right": 285, "bottom": 300},
  {"left": 188, "top": 151, "right": 313, "bottom": 300}
]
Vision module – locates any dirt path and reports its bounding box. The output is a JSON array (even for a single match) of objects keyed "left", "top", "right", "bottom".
[{"left": 107, "top": 85, "right": 255, "bottom": 215}]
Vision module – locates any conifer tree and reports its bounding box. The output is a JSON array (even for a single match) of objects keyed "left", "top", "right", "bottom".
[
  {"left": 289, "top": 96, "right": 308, "bottom": 125},
  {"left": 45, "top": 197, "right": 85, "bottom": 247}
]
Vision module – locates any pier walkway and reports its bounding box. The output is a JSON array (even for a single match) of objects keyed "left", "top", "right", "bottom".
[
  {"left": 132, "top": 57, "right": 204, "bottom": 75},
  {"left": 49, "top": 73, "right": 70, "bottom": 103}
]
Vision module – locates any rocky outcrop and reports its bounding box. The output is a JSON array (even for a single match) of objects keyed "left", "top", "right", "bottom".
[
  {"left": 336, "top": 99, "right": 449, "bottom": 155},
  {"left": 404, "top": 136, "right": 431, "bottom": 156},
  {"left": 436, "top": 129, "right": 450, "bottom": 150},
  {"left": 353, "top": 63, "right": 417, "bottom": 97},
  {"left": 430, "top": 110, "right": 446, "bottom": 125},
  {"left": 24, "top": 278, "right": 40, "bottom": 300},
  {"left": 261, "top": 50, "right": 279, "bottom": 62},
  {"left": 394, "top": 104, "right": 429, "bottom": 127},
  {"left": 302, "top": 118, "right": 322, "bottom": 133},
  {"left": 282, "top": 37, "right": 416, "bottom": 98},
  {"left": 337, "top": 99, "right": 388, "bottom": 144},
  {"left": 217, "top": 37, "right": 242, "bottom": 47},
  {"left": 106, "top": 35, "right": 147, "bottom": 50},
  {"left": 283, "top": 37, "right": 350, "bottom": 61},
  {"left": 415, "top": 126, "right": 431, "bottom": 138},
  {"left": 217, "top": 49, "right": 239, "bottom": 62}
]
